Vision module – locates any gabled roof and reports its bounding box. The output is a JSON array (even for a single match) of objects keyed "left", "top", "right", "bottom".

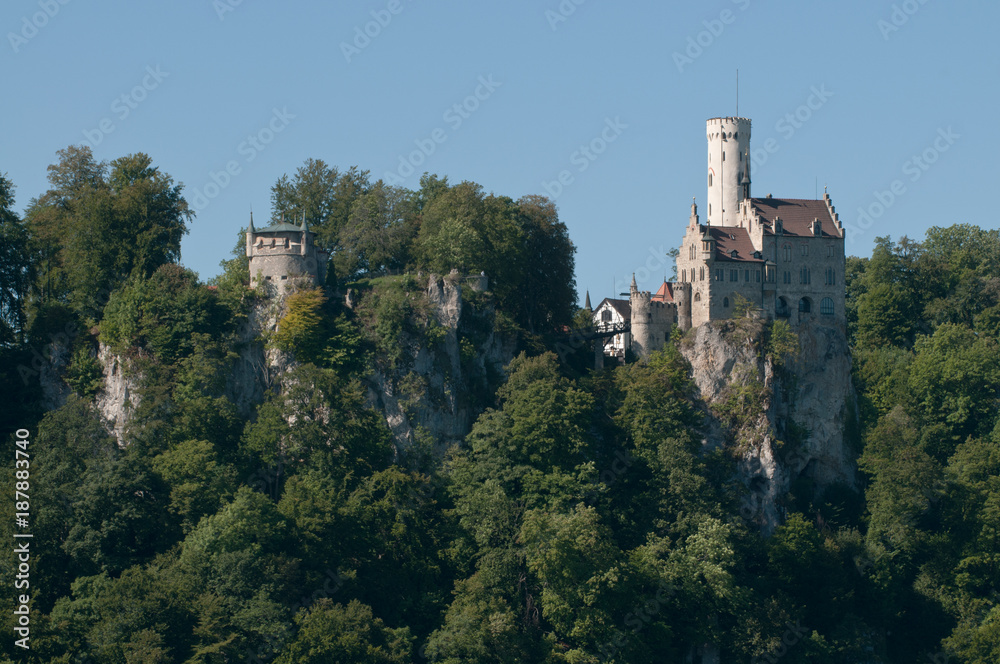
[
  {"left": 595, "top": 298, "right": 631, "bottom": 320},
  {"left": 703, "top": 226, "right": 763, "bottom": 263},
  {"left": 750, "top": 198, "right": 841, "bottom": 238}
]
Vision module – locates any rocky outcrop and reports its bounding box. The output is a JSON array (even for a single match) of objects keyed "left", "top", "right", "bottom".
[
  {"left": 680, "top": 317, "right": 857, "bottom": 534},
  {"left": 364, "top": 273, "right": 516, "bottom": 454},
  {"left": 94, "top": 343, "right": 141, "bottom": 447}
]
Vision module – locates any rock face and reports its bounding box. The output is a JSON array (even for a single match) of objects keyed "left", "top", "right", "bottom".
[
  {"left": 364, "top": 273, "right": 516, "bottom": 454},
  {"left": 680, "top": 317, "right": 857, "bottom": 534},
  {"left": 94, "top": 343, "right": 142, "bottom": 447}
]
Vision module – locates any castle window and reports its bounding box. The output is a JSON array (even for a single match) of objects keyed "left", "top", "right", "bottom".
[
  {"left": 801, "top": 244, "right": 808, "bottom": 257},
  {"left": 821, "top": 297, "right": 834, "bottom": 315},
  {"left": 281, "top": 275, "right": 288, "bottom": 280},
  {"left": 744, "top": 269, "right": 750, "bottom": 281},
  {"left": 708, "top": 173, "right": 713, "bottom": 187},
  {"left": 690, "top": 245, "right": 696, "bottom": 259},
  {"left": 782, "top": 244, "right": 792, "bottom": 261},
  {"left": 825, "top": 268, "right": 835, "bottom": 285},
  {"left": 681, "top": 269, "right": 686, "bottom": 282},
  {"left": 699, "top": 267, "right": 705, "bottom": 281},
  {"left": 715, "top": 269, "right": 723, "bottom": 281},
  {"left": 828, "top": 245, "right": 835, "bottom": 257},
  {"left": 756, "top": 271, "right": 761, "bottom": 283},
  {"left": 694, "top": 292, "right": 702, "bottom": 302},
  {"left": 265, "top": 276, "right": 272, "bottom": 281},
  {"left": 783, "top": 271, "right": 791, "bottom": 284},
  {"left": 284, "top": 238, "right": 289, "bottom": 248},
  {"left": 730, "top": 269, "right": 738, "bottom": 281},
  {"left": 800, "top": 267, "right": 811, "bottom": 284},
  {"left": 723, "top": 297, "right": 730, "bottom": 308},
  {"left": 270, "top": 239, "right": 276, "bottom": 247},
  {"left": 799, "top": 298, "right": 812, "bottom": 313},
  {"left": 776, "top": 297, "right": 790, "bottom": 317}
]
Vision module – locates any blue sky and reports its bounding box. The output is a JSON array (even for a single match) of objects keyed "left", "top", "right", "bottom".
[{"left": 2, "top": 0, "right": 995, "bottom": 304}]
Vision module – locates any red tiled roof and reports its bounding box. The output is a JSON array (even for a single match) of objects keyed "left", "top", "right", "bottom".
[
  {"left": 652, "top": 281, "right": 675, "bottom": 303},
  {"left": 749, "top": 198, "right": 841, "bottom": 238},
  {"left": 704, "top": 226, "right": 763, "bottom": 263}
]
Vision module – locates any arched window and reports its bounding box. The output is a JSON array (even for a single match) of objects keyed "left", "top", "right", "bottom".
[
  {"left": 694, "top": 292, "right": 702, "bottom": 302},
  {"left": 782, "top": 244, "right": 792, "bottom": 261},
  {"left": 799, "top": 298, "right": 812, "bottom": 313},
  {"left": 681, "top": 269, "right": 686, "bottom": 282},
  {"left": 821, "top": 298, "right": 834, "bottom": 315},
  {"left": 689, "top": 245, "right": 696, "bottom": 259},
  {"left": 776, "top": 297, "right": 790, "bottom": 317},
  {"left": 723, "top": 297, "right": 730, "bottom": 308}
]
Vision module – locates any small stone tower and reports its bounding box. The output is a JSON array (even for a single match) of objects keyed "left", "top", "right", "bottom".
[
  {"left": 246, "top": 213, "right": 328, "bottom": 292},
  {"left": 706, "top": 117, "right": 751, "bottom": 226},
  {"left": 629, "top": 274, "right": 674, "bottom": 358}
]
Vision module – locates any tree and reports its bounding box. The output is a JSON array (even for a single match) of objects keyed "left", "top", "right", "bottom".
[
  {"left": 276, "top": 599, "right": 412, "bottom": 664},
  {"left": 0, "top": 174, "right": 30, "bottom": 344},
  {"left": 271, "top": 159, "right": 371, "bottom": 252},
  {"left": 25, "top": 147, "right": 191, "bottom": 318}
]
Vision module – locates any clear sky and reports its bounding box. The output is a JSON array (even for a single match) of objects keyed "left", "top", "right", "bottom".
[{"left": 2, "top": 0, "right": 996, "bottom": 304}]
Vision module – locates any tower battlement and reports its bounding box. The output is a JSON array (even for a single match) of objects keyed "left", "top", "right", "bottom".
[{"left": 246, "top": 213, "right": 328, "bottom": 293}]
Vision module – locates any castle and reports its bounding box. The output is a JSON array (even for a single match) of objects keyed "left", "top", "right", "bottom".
[
  {"left": 245, "top": 213, "right": 328, "bottom": 291},
  {"left": 595, "top": 116, "right": 846, "bottom": 359}
]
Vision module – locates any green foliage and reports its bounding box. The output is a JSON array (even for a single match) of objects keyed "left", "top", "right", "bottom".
[
  {"left": 276, "top": 599, "right": 412, "bottom": 664},
  {"left": 766, "top": 319, "right": 799, "bottom": 366},
  {"left": 100, "top": 264, "right": 229, "bottom": 364},
  {"left": 26, "top": 147, "right": 191, "bottom": 318}
]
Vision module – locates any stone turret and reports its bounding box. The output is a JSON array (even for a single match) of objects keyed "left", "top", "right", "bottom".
[
  {"left": 246, "top": 213, "right": 328, "bottom": 293},
  {"left": 706, "top": 116, "right": 751, "bottom": 226}
]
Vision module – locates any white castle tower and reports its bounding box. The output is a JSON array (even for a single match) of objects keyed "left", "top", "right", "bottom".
[{"left": 705, "top": 117, "right": 751, "bottom": 226}]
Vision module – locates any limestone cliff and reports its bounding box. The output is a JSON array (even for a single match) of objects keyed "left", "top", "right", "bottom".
[
  {"left": 354, "top": 273, "right": 516, "bottom": 453},
  {"left": 94, "top": 343, "right": 141, "bottom": 447},
  {"left": 679, "top": 316, "right": 858, "bottom": 534}
]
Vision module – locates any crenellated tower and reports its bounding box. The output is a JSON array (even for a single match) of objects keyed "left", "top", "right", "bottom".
[
  {"left": 706, "top": 117, "right": 751, "bottom": 226},
  {"left": 246, "top": 212, "right": 328, "bottom": 293}
]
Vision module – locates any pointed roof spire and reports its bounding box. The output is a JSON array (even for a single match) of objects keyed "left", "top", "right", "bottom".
[
  {"left": 301, "top": 211, "right": 308, "bottom": 232},
  {"left": 249, "top": 209, "right": 255, "bottom": 232},
  {"left": 584, "top": 290, "right": 592, "bottom": 310},
  {"left": 630, "top": 273, "right": 638, "bottom": 294}
]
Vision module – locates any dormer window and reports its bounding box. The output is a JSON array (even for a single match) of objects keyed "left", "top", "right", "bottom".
[
  {"left": 730, "top": 250, "right": 738, "bottom": 258},
  {"left": 812, "top": 218, "right": 822, "bottom": 236},
  {"left": 753, "top": 251, "right": 762, "bottom": 260},
  {"left": 774, "top": 217, "right": 783, "bottom": 234}
]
